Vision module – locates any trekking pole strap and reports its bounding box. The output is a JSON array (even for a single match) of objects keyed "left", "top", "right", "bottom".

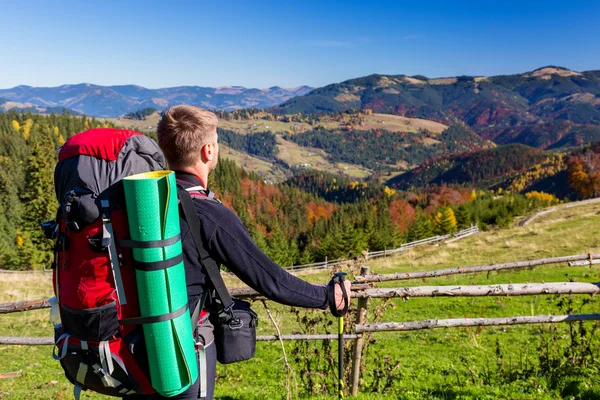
[
  {"left": 328, "top": 272, "right": 349, "bottom": 317},
  {"left": 177, "top": 187, "right": 235, "bottom": 319}
]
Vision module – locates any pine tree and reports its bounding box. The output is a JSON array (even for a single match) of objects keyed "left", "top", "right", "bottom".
[
  {"left": 20, "top": 128, "right": 57, "bottom": 268},
  {"left": 407, "top": 215, "right": 433, "bottom": 242},
  {"left": 433, "top": 207, "right": 458, "bottom": 235},
  {"left": 265, "top": 224, "right": 297, "bottom": 267},
  {"left": 456, "top": 204, "right": 471, "bottom": 229}
]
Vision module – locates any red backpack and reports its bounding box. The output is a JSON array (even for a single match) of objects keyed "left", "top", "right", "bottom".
[{"left": 48, "top": 128, "right": 170, "bottom": 398}]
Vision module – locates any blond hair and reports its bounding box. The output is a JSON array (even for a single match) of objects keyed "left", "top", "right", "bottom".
[{"left": 156, "top": 105, "right": 218, "bottom": 167}]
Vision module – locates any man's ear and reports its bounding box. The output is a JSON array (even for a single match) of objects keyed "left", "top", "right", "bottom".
[{"left": 201, "top": 143, "right": 215, "bottom": 162}]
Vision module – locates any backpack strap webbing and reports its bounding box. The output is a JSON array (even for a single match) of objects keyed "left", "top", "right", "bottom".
[
  {"left": 177, "top": 186, "right": 235, "bottom": 322},
  {"left": 100, "top": 200, "right": 127, "bottom": 305}
]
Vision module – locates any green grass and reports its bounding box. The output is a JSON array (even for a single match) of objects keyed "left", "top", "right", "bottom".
[
  {"left": 276, "top": 136, "right": 372, "bottom": 179},
  {"left": 2, "top": 204, "right": 600, "bottom": 399}
]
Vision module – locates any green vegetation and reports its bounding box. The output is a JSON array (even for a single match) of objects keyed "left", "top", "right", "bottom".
[
  {"left": 217, "top": 128, "right": 279, "bottom": 158},
  {"left": 0, "top": 107, "right": 557, "bottom": 271},
  {"left": 2, "top": 201, "right": 600, "bottom": 399},
  {"left": 215, "top": 108, "right": 448, "bottom": 135},
  {"left": 0, "top": 110, "right": 112, "bottom": 270},
  {"left": 285, "top": 125, "right": 488, "bottom": 171},
  {"left": 123, "top": 107, "right": 158, "bottom": 120},
  {"left": 390, "top": 144, "right": 547, "bottom": 189}
]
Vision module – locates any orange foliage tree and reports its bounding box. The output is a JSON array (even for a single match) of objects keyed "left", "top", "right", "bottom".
[{"left": 567, "top": 152, "right": 600, "bottom": 199}]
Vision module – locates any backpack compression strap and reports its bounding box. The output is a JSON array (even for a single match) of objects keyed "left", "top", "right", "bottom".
[
  {"left": 100, "top": 200, "right": 127, "bottom": 305},
  {"left": 177, "top": 186, "right": 235, "bottom": 322}
]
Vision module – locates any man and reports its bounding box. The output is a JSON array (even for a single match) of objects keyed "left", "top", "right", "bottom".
[{"left": 149, "top": 105, "right": 351, "bottom": 399}]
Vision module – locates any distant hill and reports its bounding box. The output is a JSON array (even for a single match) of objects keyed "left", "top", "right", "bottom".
[
  {"left": 386, "top": 142, "right": 581, "bottom": 200},
  {"left": 275, "top": 66, "right": 600, "bottom": 149},
  {"left": 0, "top": 84, "right": 313, "bottom": 117},
  {"left": 388, "top": 144, "right": 547, "bottom": 189},
  {"left": 0, "top": 98, "right": 81, "bottom": 115}
]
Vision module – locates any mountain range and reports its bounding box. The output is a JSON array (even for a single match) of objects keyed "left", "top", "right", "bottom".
[
  {"left": 2, "top": 66, "right": 600, "bottom": 151},
  {"left": 0, "top": 84, "right": 313, "bottom": 117},
  {"left": 275, "top": 66, "right": 600, "bottom": 150}
]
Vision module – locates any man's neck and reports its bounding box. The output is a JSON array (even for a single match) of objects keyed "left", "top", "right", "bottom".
[{"left": 174, "top": 165, "right": 209, "bottom": 188}]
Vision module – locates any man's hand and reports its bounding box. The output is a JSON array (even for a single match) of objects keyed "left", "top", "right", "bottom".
[{"left": 335, "top": 280, "right": 352, "bottom": 310}]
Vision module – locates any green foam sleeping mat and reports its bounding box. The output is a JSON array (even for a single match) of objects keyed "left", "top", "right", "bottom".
[{"left": 123, "top": 170, "right": 198, "bottom": 396}]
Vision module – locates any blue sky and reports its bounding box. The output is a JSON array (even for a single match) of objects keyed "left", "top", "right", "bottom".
[{"left": 0, "top": 0, "right": 598, "bottom": 89}]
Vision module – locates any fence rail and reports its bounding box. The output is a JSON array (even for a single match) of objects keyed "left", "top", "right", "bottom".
[
  {"left": 352, "top": 282, "right": 600, "bottom": 298},
  {"left": 519, "top": 197, "right": 600, "bottom": 226},
  {"left": 0, "top": 334, "right": 363, "bottom": 346},
  {"left": 355, "top": 253, "right": 600, "bottom": 283},
  {"left": 356, "top": 313, "right": 600, "bottom": 333}
]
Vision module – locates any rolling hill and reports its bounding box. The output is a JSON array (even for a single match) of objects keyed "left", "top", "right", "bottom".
[
  {"left": 106, "top": 111, "right": 454, "bottom": 181},
  {"left": 388, "top": 144, "right": 549, "bottom": 189},
  {"left": 275, "top": 66, "right": 600, "bottom": 149},
  {"left": 386, "top": 143, "right": 580, "bottom": 199},
  {"left": 0, "top": 84, "right": 313, "bottom": 117}
]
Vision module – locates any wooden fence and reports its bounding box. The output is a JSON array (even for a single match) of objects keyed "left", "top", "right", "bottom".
[
  {"left": 2, "top": 250, "right": 600, "bottom": 396},
  {"left": 283, "top": 224, "right": 479, "bottom": 272}
]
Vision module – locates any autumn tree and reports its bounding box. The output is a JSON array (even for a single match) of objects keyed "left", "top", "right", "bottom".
[
  {"left": 567, "top": 152, "right": 600, "bottom": 199},
  {"left": 433, "top": 207, "right": 457, "bottom": 235}
]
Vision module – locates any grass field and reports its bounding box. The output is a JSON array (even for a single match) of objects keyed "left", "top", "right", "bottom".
[
  {"left": 276, "top": 136, "right": 372, "bottom": 179},
  {"left": 2, "top": 203, "right": 600, "bottom": 399},
  {"left": 103, "top": 112, "right": 448, "bottom": 136},
  {"left": 217, "top": 113, "right": 447, "bottom": 135},
  {"left": 219, "top": 144, "right": 288, "bottom": 183}
]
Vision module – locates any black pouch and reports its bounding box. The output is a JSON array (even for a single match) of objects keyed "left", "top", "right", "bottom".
[{"left": 211, "top": 298, "right": 258, "bottom": 364}]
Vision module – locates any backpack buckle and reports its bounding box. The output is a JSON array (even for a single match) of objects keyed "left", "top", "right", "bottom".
[
  {"left": 41, "top": 220, "right": 58, "bottom": 239},
  {"left": 88, "top": 234, "right": 109, "bottom": 252}
]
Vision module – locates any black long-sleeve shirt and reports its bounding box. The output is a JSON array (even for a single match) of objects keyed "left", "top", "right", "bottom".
[{"left": 175, "top": 172, "right": 329, "bottom": 311}]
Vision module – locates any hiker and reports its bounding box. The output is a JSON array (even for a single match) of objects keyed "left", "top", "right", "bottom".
[{"left": 146, "top": 105, "right": 352, "bottom": 399}]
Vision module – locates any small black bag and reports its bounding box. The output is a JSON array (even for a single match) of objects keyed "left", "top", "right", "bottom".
[
  {"left": 211, "top": 298, "right": 258, "bottom": 364},
  {"left": 179, "top": 187, "right": 259, "bottom": 365}
]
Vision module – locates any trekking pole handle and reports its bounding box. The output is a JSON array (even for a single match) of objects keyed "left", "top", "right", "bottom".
[{"left": 328, "top": 272, "right": 349, "bottom": 317}]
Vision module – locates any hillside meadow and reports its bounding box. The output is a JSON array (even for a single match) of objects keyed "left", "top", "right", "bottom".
[
  {"left": 2, "top": 202, "right": 600, "bottom": 399},
  {"left": 102, "top": 112, "right": 447, "bottom": 136}
]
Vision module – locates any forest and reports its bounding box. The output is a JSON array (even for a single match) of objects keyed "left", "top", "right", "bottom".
[
  {"left": 284, "top": 124, "right": 487, "bottom": 170},
  {"left": 218, "top": 128, "right": 279, "bottom": 158},
  {"left": 0, "top": 111, "right": 581, "bottom": 271}
]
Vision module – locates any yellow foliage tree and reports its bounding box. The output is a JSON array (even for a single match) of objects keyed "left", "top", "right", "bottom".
[
  {"left": 11, "top": 120, "right": 20, "bottom": 132},
  {"left": 525, "top": 191, "right": 559, "bottom": 205},
  {"left": 23, "top": 119, "right": 34, "bottom": 140},
  {"left": 433, "top": 207, "right": 457, "bottom": 234}
]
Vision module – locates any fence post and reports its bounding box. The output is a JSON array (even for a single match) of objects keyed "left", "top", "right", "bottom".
[
  {"left": 384, "top": 247, "right": 387, "bottom": 257},
  {"left": 351, "top": 266, "right": 370, "bottom": 396},
  {"left": 325, "top": 256, "right": 328, "bottom": 269}
]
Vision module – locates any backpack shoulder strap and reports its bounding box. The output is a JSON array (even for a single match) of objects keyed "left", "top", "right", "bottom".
[
  {"left": 177, "top": 186, "right": 234, "bottom": 321},
  {"left": 184, "top": 185, "right": 222, "bottom": 204}
]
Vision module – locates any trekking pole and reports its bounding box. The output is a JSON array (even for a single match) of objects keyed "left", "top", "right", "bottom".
[{"left": 329, "top": 272, "right": 349, "bottom": 400}]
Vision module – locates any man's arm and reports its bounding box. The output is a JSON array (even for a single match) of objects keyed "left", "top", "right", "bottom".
[{"left": 197, "top": 202, "right": 330, "bottom": 309}]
